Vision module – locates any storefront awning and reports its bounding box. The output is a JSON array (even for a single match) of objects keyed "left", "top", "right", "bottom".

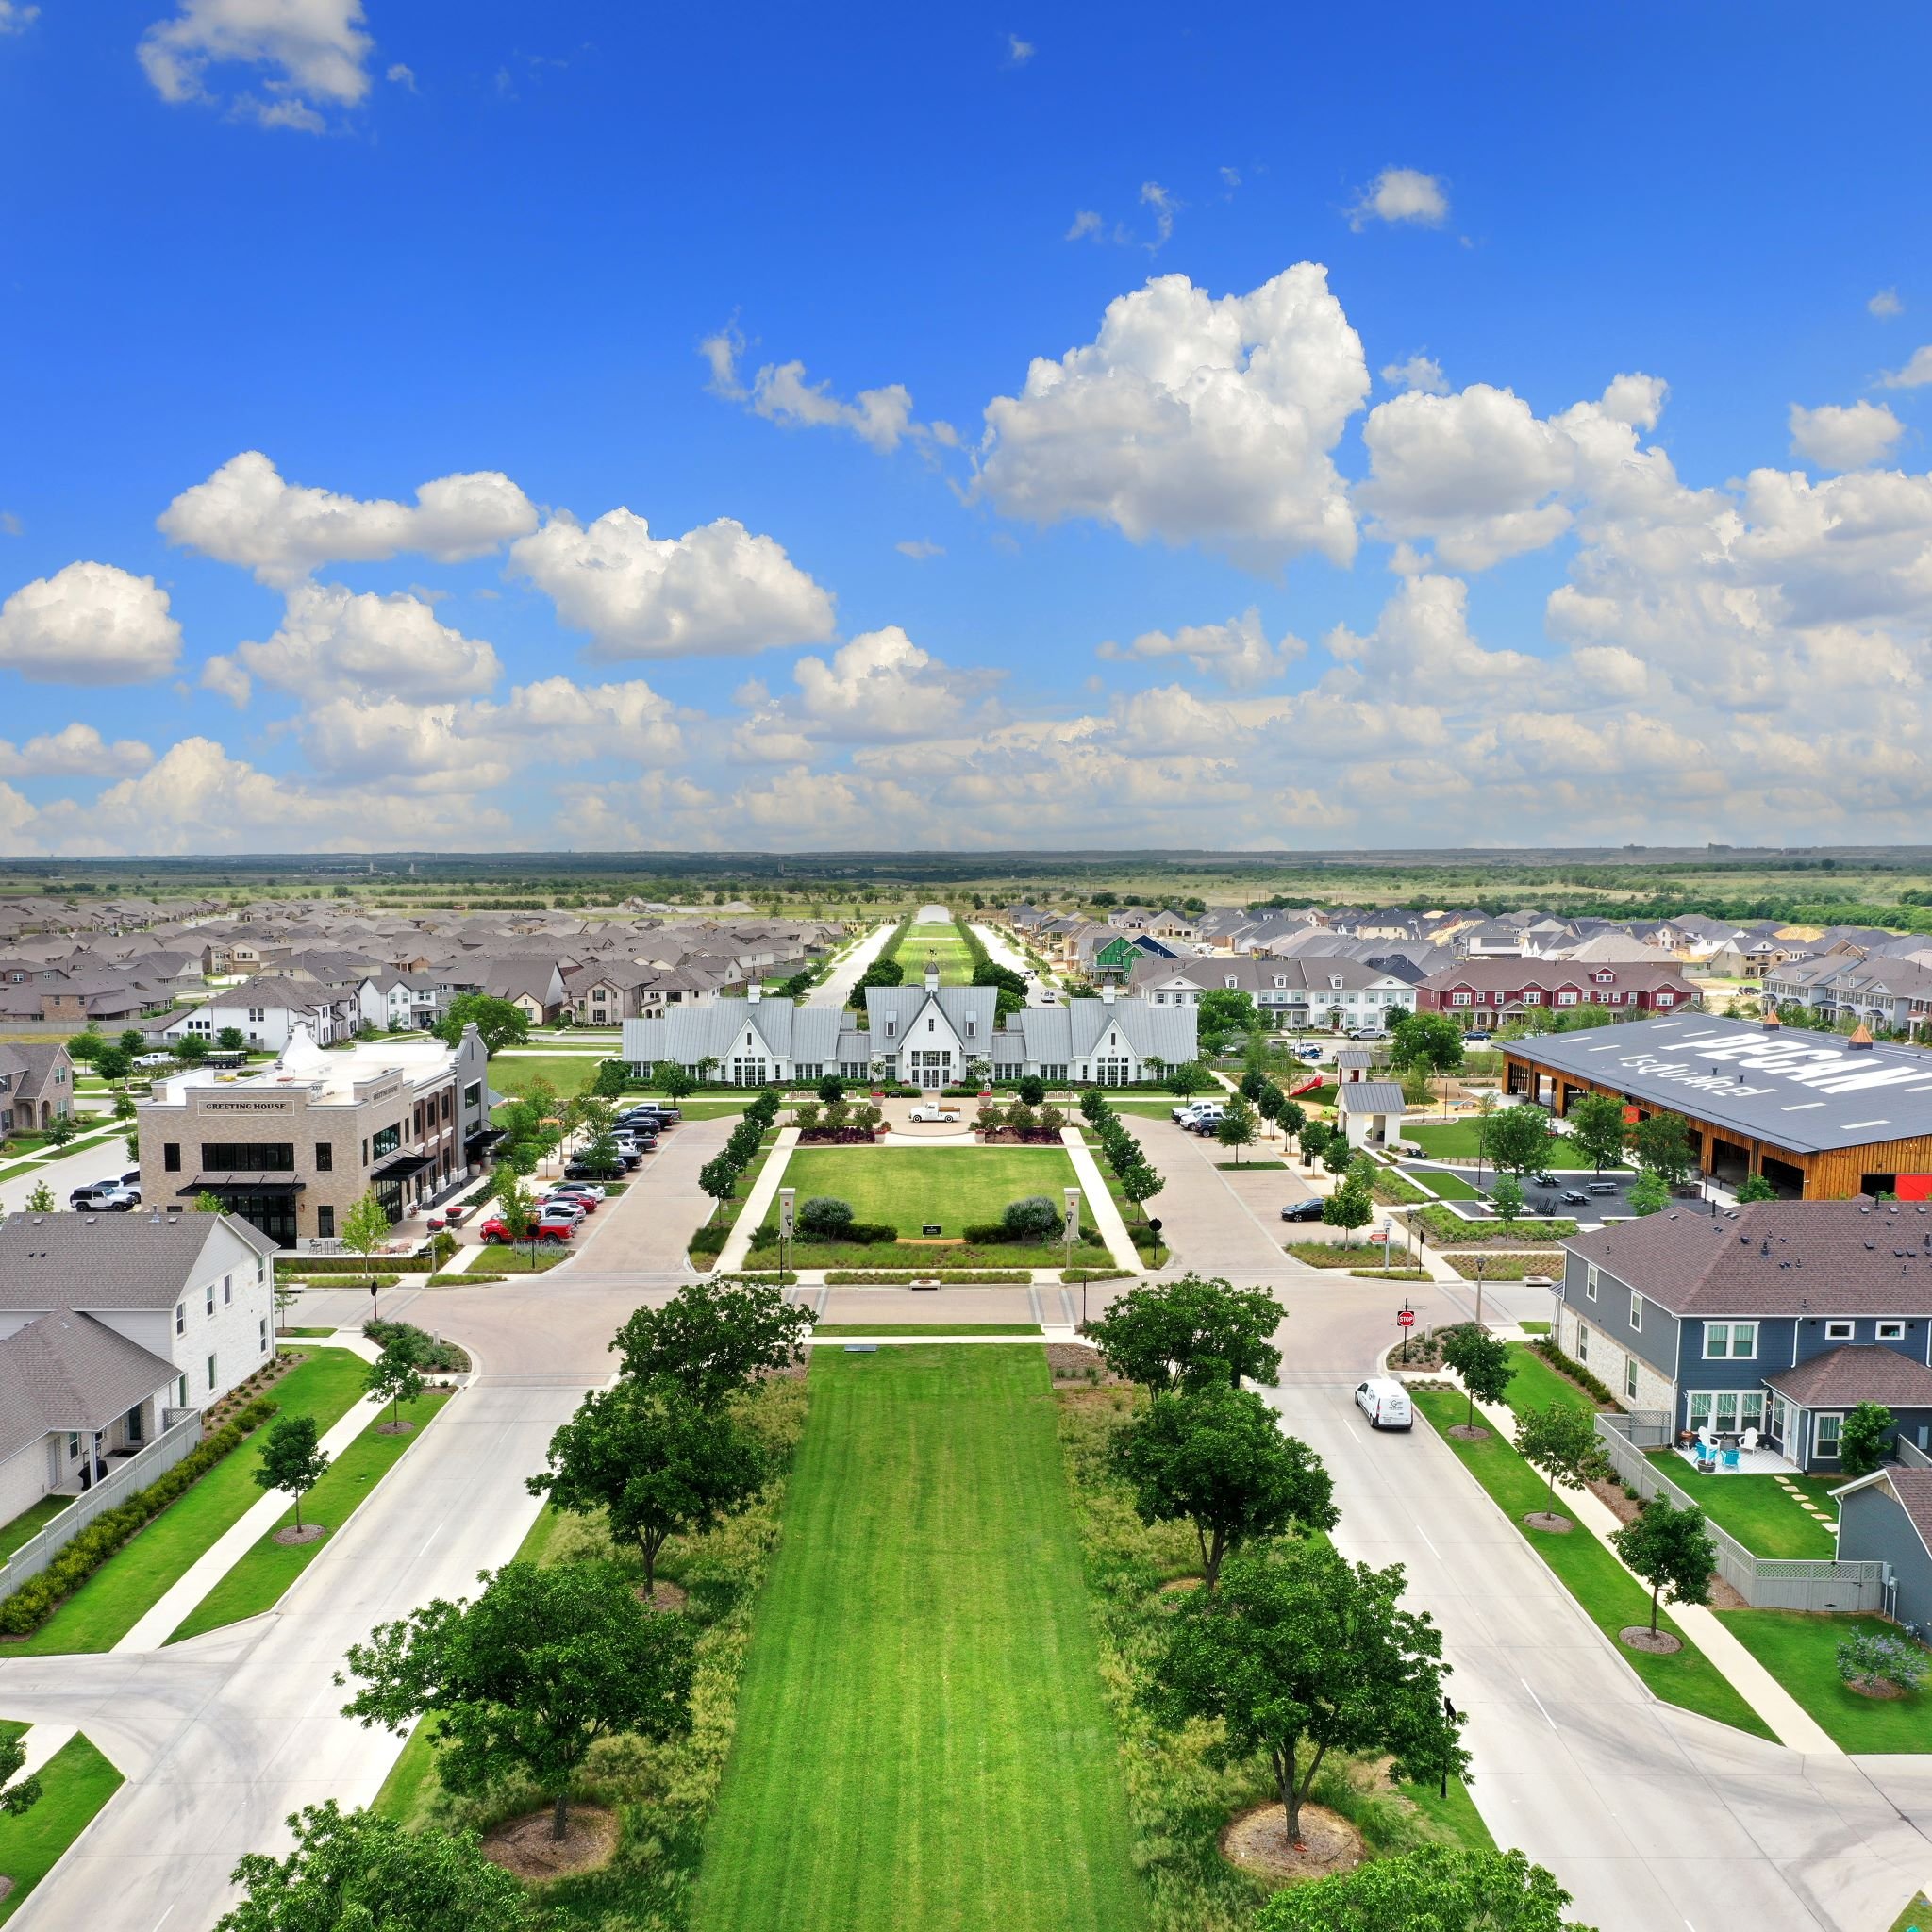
[
  {"left": 179, "top": 1174, "right": 304, "bottom": 1197},
  {"left": 370, "top": 1151, "right": 432, "bottom": 1180},
  {"left": 464, "top": 1124, "right": 505, "bottom": 1149}
]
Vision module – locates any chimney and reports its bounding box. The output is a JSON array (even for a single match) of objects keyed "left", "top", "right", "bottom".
[
  {"left": 747, "top": 983, "right": 761, "bottom": 1004},
  {"left": 1102, "top": 982, "right": 1116, "bottom": 1004}
]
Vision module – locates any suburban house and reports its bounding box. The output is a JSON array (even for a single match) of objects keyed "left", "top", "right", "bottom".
[
  {"left": 625, "top": 966, "right": 1197, "bottom": 1089},
  {"left": 1763, "top": 955, "right": 1932, "bottom": 1037},
  {"left": 0, "top": 1208, "right": 276, "bottom": 1517},
  {"left": 138, "top": 1022, "right": 492, "bottom": 1248},
  {"left": 1417, "top": 958, "right": 1697, "bottom": 1029},
  {"left": 163, "top": 977, "right": 362, "bottom": 1052},
  {"left": 1128, "top": 953, "right": 1417, "bottom": 1030},
  {"left": 357, "top": 971, "right": 458, "bottom": 1034},
  {"left": 1831, "top": 1467, "right": 1932, "bottom": 1634},
  {"left": 0, "top": 1041, "right": 75, "bottom": 1133},
  {"left": 1553, "top": 1202, "right": 1932, "bottom": 1472},
  {"left": 483, "top": 960, "right": 568, "bottom": 1024}
]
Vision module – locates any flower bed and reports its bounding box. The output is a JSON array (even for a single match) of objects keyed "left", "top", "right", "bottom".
[{"left": 822, "top": 1269, "right": 1034, "bottom": 1285}]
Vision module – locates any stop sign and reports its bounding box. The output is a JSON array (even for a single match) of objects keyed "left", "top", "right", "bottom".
[{"left": 1396, "top": 1308, "right": 1416, "bottom": 1328}]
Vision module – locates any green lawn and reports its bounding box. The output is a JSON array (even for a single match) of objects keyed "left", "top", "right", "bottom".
[
  {"left": 693, "top": 1347, "right": 1147, "bottom": 1932},
  {"left": 899, "top": 920, "right": 975, "bottom": 986},
  {"left": 1412, "top": 1388, "right": 1774, "bottom": 1739},
  {"left": 165, "top": 1389, "right": 452, "bottom": 1643},
  {"left": 0, "top": 1733, "right": 123, "bottom": 1924},
  {"left": 812, "top": 1324, "right": 1042, "bottom": 1336},
  {"left": 1499, "top": 1341, "right": 1604, "bottom": 1422},
  {"left": 0, "top": 1496, "right": 72, "bottom": 1558},
  {"left": 8, "top": 1349, "right": 367, "bottom": 1656},
  {"left": 779, "top": 1144, "right": 1084, "bottom": 1236},
  {"left": 1405, "top": 1120, "right": 1630, "bottom": 1172},
  {"left": 1651, "top": 1459, "right": 1839, "bottom": 1559},
  {"left": 484, "top": 1055, "right": 601, "bottom": 1104},
  {"left": 1415, "top": 1171, "right": 1482, "bottom": 1201},
  {"left": 1887, "top": 1891, "right": 1931, "bottom": 1932},
  {"left": 1714, "top": 1610, "right": 1931, "bottom": 1750}
]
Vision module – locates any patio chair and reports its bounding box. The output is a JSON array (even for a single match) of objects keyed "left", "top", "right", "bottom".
[
  {"left": 1740, "top": 1427, "right": 1760, "bottom": 1454},
  {"left": 1720, "top": 1445, "right": 1740, "bottom": 1472}
]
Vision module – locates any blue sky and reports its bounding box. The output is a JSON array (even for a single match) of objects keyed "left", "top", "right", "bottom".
[{"left": 1, "top": 1, "right": 1929, "bottom": 853}]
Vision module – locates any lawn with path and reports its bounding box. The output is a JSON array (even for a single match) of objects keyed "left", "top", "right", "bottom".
[
  {"left": 0, "top": 1732, "right": 122, "bottom": 1924},
  {"left": 1651, "top": 1460, "right": 1839, "bottom": 1559},
  {"left": 1714, "top": 1610, "right": 1931, "bottom": 1750},
  {"left": 899, "top": 919, "right": 975, "bottom": 986},
  {"left": 693, "top": 1346, "right": 1146, "bottom": 1932},
  {"left": 5, "top": 1349, "right": 367, "bottom": 1656},
  {"left": 164, "top": 1387, "right": 453, "bottom": 1643},
  {"left": 1411, "top": 1387, "right": 1774, "bottom": 1740},
  {"left": 780, "top": 1144, "right": 1083, "bottom": 1235}
]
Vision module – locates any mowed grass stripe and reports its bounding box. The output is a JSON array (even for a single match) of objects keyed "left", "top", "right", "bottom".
[{"left": 693, "top": 1346, "right": 1147, "bottom": 1932}]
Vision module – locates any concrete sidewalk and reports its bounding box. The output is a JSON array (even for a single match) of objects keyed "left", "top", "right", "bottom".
[
  {"left": 1058, "top": 1127, "right": 1142, "bottom": 1274},
  {"left": 714, "top": 1126, "right": 800, "bottom": 1273}
]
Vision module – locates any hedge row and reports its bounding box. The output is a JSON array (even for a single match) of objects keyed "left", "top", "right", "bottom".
[
  {"left": 1530, "top": 1335, "right": 1621, "bottom": 1408},
  {"left": 0, "top": 1396, "right": 279, "bottom": 1635},
  {"left": 275, "top": 1254, "right": 434, "bottom": 1274},
  {"left": 822, "top": 1269, "right": 1033, "bottom": 1285}
]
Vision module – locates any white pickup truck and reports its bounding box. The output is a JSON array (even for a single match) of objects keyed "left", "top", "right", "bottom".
[{"left": 907, "top": 1103, "right": 961, "bottom": 1123}]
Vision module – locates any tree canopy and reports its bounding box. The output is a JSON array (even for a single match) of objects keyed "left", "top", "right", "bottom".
[
  {"left": 1113, "top": 1385, "right": 1336, "bottom": 1587},
  {"left": 1565, "top": 1092, "right": 1629, "bottom": 1174},
  {"left": 1483, "top": 1105, "right": 1557, "bottom": 1182},
  {"left": 340, "top": 1560, "right": 696, "bottom": 1841},
  {"left": 1254, "top": 1844, "right": 1591, "bottom": 1932},
  {"left": 435, "top": 993, "right": 531, "bottom": 1057},
  {"left": 1083, "top": 1274, "right": 1283, "bottom": 1393},
  {"left": 1441, "top": 1326, "right": 1514, "bottom": 1429},
  {"left": 609, "top": 1277, "right": 814, "bottom": 1407},
  {"left": 1626, "top": 1108, "right": 1696, "bottom": 1189},
  {"left": 255, "top": 1414, "right": 330, "bottom": 1533},
  {"left": 1389, "top": 1011, "right": 1465, "bottom": 1077},
  {"left": 1610, "top": 1495, "right": 1717, "bottom": 1636}
]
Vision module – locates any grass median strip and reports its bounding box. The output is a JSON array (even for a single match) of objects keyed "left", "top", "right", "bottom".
[
  {"left": 811, "top": 1323, "right": 1042, "bottom": 1336},
  {"left": 0, "top": 1732, "right": 122, "bottom": 1925},
  {"left": 164, "top": 1388, "right": 453, "bottom": 1644},
  {"left": 1410, "top": 1388, "right": 1774, "bottom": 1740},
  {"left": 693, "top": 1346, "right": 1146, "bottom": 1932},
  {"left": 3, "top": 1350, "right": 367, "bottom": 1657}
]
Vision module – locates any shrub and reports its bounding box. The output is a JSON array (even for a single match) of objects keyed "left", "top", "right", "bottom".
[
  {"left": 1017, "top": 1075, "right": 1046, "bottom": 1106},
  {"left": 688, "top": 1224, "right": 728, "bottom": 1257},
  {"left": 0, "top": 1398, "right": 279, "bottom": 1635},
  {"left": 1002, "top": 1194, "right": 1062, "bottom": 1241},
  {"left": 963, "top": 1222, "right": 1010, "bottom": 1245},
  {"left": 797, "top": 1195, "right": 855, "bottom": 1240},
  {"left": 1837, "top": 1630, "right": 1928, "bottom": 1695},
  {"left": 363, "top": 1318, "right": 468, "bottom": 1373},
  {"left": 1529, "top": 1336, "right": 1619, "bottom": 1408}
]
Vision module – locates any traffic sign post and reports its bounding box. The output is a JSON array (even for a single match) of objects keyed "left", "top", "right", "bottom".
[{"left": 1396, "top": 1297, "right": 1416, "bottom": 1363}]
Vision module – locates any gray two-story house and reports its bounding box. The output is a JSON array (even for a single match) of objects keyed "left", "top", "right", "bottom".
[{"left": 1554, "top": 1201, "right": 1932, "bottom": 1472}]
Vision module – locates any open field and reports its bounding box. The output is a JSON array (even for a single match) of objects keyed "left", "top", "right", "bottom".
[
  {"left": 900, "top": 918, "right": 975, "bottom": 985},
  {"left": 692, "top": 1346, "right": 1146, "bottom": 1932},
  {"left": 779, "top": 1145, "right": 1084, "bottom": 1235}
]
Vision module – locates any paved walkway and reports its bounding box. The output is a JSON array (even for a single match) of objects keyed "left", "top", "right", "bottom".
[
  {"left": 1058, "top": 1126, "right": 1141, "bottom": 1273},
  {"left": 715, "top": 1126, "right": 800, "bottom": 1273},
  {"left": 804, "top": 922, "right": 892, "bottom": 1008}
]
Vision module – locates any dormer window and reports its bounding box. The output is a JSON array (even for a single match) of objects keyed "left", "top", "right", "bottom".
[
  {"left": 1224, "top": 976, "right": 1238, "bottom": 989},
  {"left": 1330, "top": 975, "right": 1343, "bottom": 990},
  {"left": 886, "top": 1019, "right": 896, "bottom": 1039}
]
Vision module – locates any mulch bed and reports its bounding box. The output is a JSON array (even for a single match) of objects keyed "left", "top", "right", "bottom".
[
  {"left": 273, "top": 1524, "right": 329, "bottom": 1546},
  {"left": 1620, "top": 1626, "right": 1682, "bottom": 1655},
  {"left": 1446, "top": 1424, "right": 1491, "bottom": 1441},
  {"left": 1046, "top": 1343, "right": 1125, "bottom": 1384},
  {"left": 1844, "top": 1676, "right": 1908, "bottom": 1700},
  {"left": 1524, "top": 1510, "right": 1574, "bottom": 1533},
  {"left": 1221, "top": 1801, "right": 1364, "bottom": 1882},
  {"left": 375, "top": 1419, "right": 415, "bottom": 1435},
  {"left": 482, "top": 1806, "right": 619, "bottom": 1882},
  {"left": 635, "top": 1579, "right": 689, "bottom": 1612}
]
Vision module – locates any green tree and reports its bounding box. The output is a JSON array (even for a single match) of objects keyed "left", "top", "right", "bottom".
[
  {"left": 1239, "top": 1069, "right": 1271, "bottom": 1104},
  {"left": 1216, "top": 1094, "right": 1259, "bottom": 1166},
  {"left": 368, "top": 1334, "right": 427, "bottom": 1428},
  {"left": 434, "top": 993, "right": 530, "bottom": 1057},
  {"left": 1627, "top": 1171, "right": 1671, "bottom": 1216},
  {"left": 214, "top": 1025, "right": 248, "bottom": 1051},
  {"left": 1166, "top": 1060, "right": 1209, "bottom": 1099},
  {"left": 1515, "top": 1402, "right": 1603, "bottom": 1520},
  {"left": 1323, "top": 1133, "right": 1355, "bottom": 1178},
  {"left": 1491, "top": 1174, "right": 1525, "bottom": 1226},
  {"left": 1198, "top": 988, "right": 1257, "bottom": 1052},
  {"left": 697, "top": 1154, "right": 741, "bottom": 1223},
  {"left": 340, "top": 1561, "right": 697, "bottom": 1841},
  {"left": 855, "top": 958, "right": 904, "bottom": 999},
  {"left": 1296, "top": 1120, "right": 1330, "bottom": 1168},
  {"left": 1611, "top": 1495, "right": 1717, "bottom": 1638},
  {"left": 24, "top": 1181, "right": 54, "bottom": 1213},
  {"left": 117, "top": 1028, "right": 144, "bottom": 1056},
  {"left": 1442, "top": 1326, "right": 1515, "bottom": 1430},
  {"left": 254, "top": 1414, "right": 330, "bottom": 1533},
  {"left": 1566, "top": 1092, "right": 1629, "bottom": 1174},
  {"left": 341, "top": 1190, "right": 392, "bottom": 1266},
  {"left": 67, "top": 1028, "right": 106, "bottom": 1066},
  {"left": 1113, "top": 1385, "right": 1336, "bottom": 1588},
  {"left": 216, "top": 1802, "right": 534, "bottom": 1932},
  {"left": 1389, "top": 1010, "right": 1465, "bottom": 1085},
  {"left": 659, "top": 1062, "right": 697, "bottom": 1099},
  {"left": 93, "top": 1043, "right": 132, "bottom": 1084},
  {"left": 1837, "top": 1400, "right": 1895, "bottom": 1477},
  {"left": 1736, "top": 1173, "right": 1777, "bottom": 1203},
  {"left": 609, "top": 1277, "right": 815, "bottom": 1407},
  {"left": 0, "top": 1729, "right": 42, "bottom": 1818},
  {"left": 1152, "top": 1541, "right": 1467, "bottom": 1847},
  {"left": 1254, "top": 1845, "right": 1590, "bottom": 1932},
  {"left": 43, "top": 1110, "right": 75, "bottom": 1147},
  {"left": 528, "top": 1383, "right": 768, "bottom": 1596},
  {"left": 174, "top": 1034, "right": 209, "bottom": 1065},
  {"left": 593, "top": 1058, "right": 627, "bottom": 1099},
  {"left": 1322, "top": 1169, "right": 1374, "bottom": 1245},
  {"left": 1485, "top": 1105, "right": 1557, "bottom": 1184},
  {"left": 1627, "top": 1108, "right": 1696, "bottom": 1190},
  {"left": 1084, "top": 1274, "right": 1283, "bottom": 1392},
  {"left": 816, "top": 1073, "right": 846, "bottom": 1104},
  {"left": 1017, "top": 1074, "right": 1046, "bottom": 1106},
  {"left": 1120, "top": 1159, "right": 1166, "bottom": 1221},
  {"left": 192, "top": 1190, "right": 227, "bottom": 1212}
]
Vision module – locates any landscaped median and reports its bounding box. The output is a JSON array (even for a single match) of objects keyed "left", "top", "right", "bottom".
[
  {"left": 0, "top": 1728, "right": 122, "bottom": 1926},
  {"left": 163, "top": 1384, "right": 454, "bottom": 1644},
  {"left": 1408, "top": 1385, "right": 1775, "bottom": 1739}
]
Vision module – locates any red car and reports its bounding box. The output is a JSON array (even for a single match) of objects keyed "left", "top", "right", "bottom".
[{"left": 479, "top": 1214, "right": 575, "bottom": 1244}]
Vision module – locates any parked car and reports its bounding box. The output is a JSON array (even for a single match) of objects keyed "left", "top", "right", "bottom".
[
  {"left": 1280, "top": 1199, "right": 1324, "bottom": 1223},
  {"left": 1190, "top": 1108, "right": 1227, "bottom": 1133},
  {"left": 1465, "top": 1031, "right": 1491, "bottom": 1043},
  {"left": 549, "top": 1182, "right": 607, "bottom": 1203},
  {"left": 908, "top": 1104, "right": 960, "bottom": 1123},
  {"left": 622, "top": 1105, "right": 680, "bottom": 1124},
  {"left": 536, "top": 1193, "right": 591, "bottom": 1218},
  {"left": 1294, "top": 1044, "right": 1325, "bottom": 1063},
  {"left": 1354, "top": 1378, "right": 1413, "bottom": 1431},
  {"left": 565, "top": 1159, "right": 625, "bottom": 1182},
  {"left": 133, "top": 1051, "right": 175, "bottom": 1068},
  {"left": 479, "top": 1214, "right": 574, "bottom": 1244},
  {"left": 69, "top": 1184, "right": 138, "bottom": 1210}
]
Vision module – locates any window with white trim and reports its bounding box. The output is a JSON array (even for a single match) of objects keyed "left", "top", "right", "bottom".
[
  {"left": 1824, "top": 1319, "right": 1855, "bottom": 1341},
  {"left": 1877, "top": 1320, "right": 1906, "bottom": 1340},
  {"left": 1585, "top": 1264, "right": 1598, "bottom": 1301},
  {"left": 1575, "top": 1324, "right": 1590, "bottom": 1362},
  {"left": 1815, "top": 1411, "right": 1843, "bottom": 1457},
  {"left": 1557, "top": 991, "right": 1578, "bottom": 1006},
  {"left": 1704, "top": 1322, "right": 1757, "bottom": 1358},
  {"left": 1629, "top": 1291, "right": 1642, "bottom": 1331},
  {"left": 1625, "top": 1357, "right": 1640, "bottom": 1401},
  {"left": 1452, "top": 992, "right": 1472, "bottom": 1006}
]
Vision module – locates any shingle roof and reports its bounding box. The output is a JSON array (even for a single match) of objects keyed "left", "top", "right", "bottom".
[
  {"left": 0, "top": 1210, "right": 275, "bottom": 1313},
  {"left": 1766, "top": 1345, "right": 1932, "bottom": 1410},
  {"left": 1564, "top": 1200, "right": 1932, "bottom": 1317},
  {"left": 0, "top": 1310, "right": 178, "bottom": 1461}
]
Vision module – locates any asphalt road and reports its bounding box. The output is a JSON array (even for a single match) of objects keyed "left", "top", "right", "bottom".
[
  {"left": 0, "top": 1123, "right": 138, "bottom": 1217},
  {"left": 803, "top": 921, "right": 893, "bottom": 1008}
]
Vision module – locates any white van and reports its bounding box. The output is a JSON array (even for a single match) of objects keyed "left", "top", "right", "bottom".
[{"left": 1354, "top": 1378, "right": 1413, "bottom": 1431}]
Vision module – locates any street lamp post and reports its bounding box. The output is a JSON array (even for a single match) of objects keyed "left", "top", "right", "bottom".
[
  {"left": 1473, "top": 1251, "right": 1489, "bottom": 1332},
  {"left": 1064, "top": 1186, "right": 1082, "bottom": 1324}
]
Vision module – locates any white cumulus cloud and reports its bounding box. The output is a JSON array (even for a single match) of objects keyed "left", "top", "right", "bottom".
[
  {"left": 0, "top": 723, "right": 154, "bottom": 778},
  {"left": 1880, "top": 346, "right": 1932, "bottom": 390},
  {"left": 205, "top": 580, "right": 504, "bottom": 705},
  {"left": 139, "top": 0, "right": 374, "bottom": 130},
  {"left": 1870, "top": 289, "right": 1904, "bottom": 319},
  {"left": 0, "top": 561, "right": 183, "bottom": 684},
  {"left": 1381, "top": 354, "right": 1447, "bottom": 395},
  {"left": 509, "top": 508, "right": 836, "bottom": 660},
  {"left": 1348, "top": 167, "right": 1449, "bottom": 230},
  {"left": 0, "top": 3, "right": 40, "bottom": 34},
  {"left": 701, "top": 325, "right": 951, "bottom": 453},
  {"left": 735, "top": 628, "right": 997, "bottom": 758},
  {"left": 1097, "top": 608, "right": 1303, "bottom": 690},
  {"left": 1789, "top": 400, "right": 1905, "bottom": 471},
  {"left": 159, "top": 451, "right": 538, "bottom": 586},
  {"left": 976, "top": 263, "right": 1369, "bottom": 569}
]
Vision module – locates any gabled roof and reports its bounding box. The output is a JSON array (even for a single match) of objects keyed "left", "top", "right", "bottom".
[
  {"left": 0, "top": 1310, "right": 178, "bottom": 1458},
  {"left": 0, "top": 1210, "right": 275, "bottom": 1312},
  {"left": 1338, "top": 1081, "right": 1407, "bottom": 1114},
  {"left": 1830, "top": 1468, "right": 1932, "bottom": 1557},
  {"left": 1766, "top": 1345, "right": 1932, "bottom": 1410}
]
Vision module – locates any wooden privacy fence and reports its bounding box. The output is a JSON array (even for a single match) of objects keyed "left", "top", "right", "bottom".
[
  {"left": 1593, "top": 1412, "right": 1884, "bottom": 1614},
  {"left": 0, "top": 1410, "right": 203, "bottom": 1599}
]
